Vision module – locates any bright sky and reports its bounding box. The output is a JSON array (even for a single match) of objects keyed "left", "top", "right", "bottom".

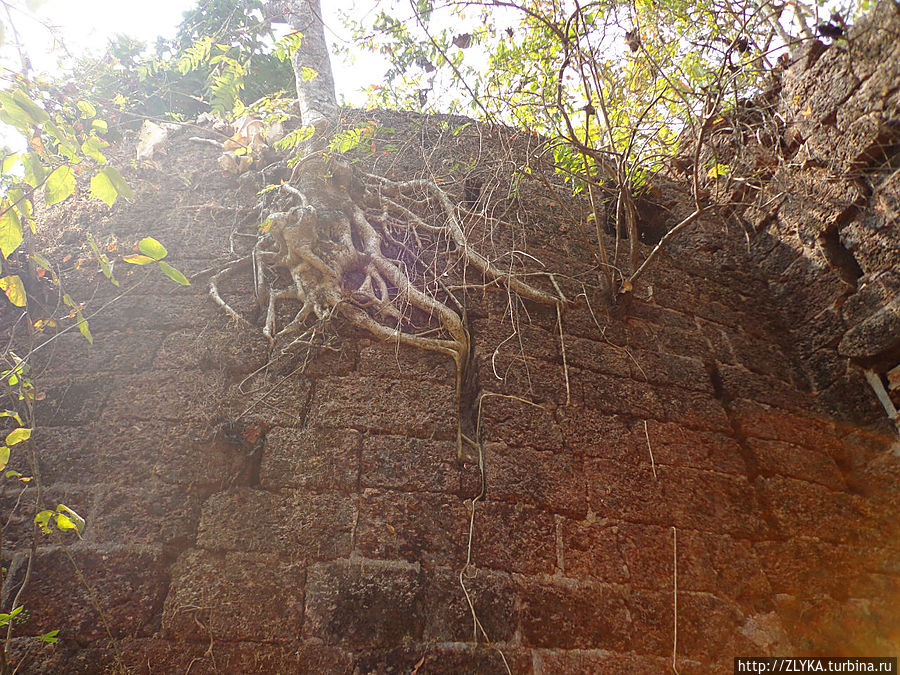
[{"left": 13, "top": 0, "right": 383, "bottom": 104}]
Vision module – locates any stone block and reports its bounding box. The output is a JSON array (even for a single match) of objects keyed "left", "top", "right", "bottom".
[
  {"left": 34, "top": 375, "right": 113, "bottom": 426},
  {"left": 421, "top": 566, "right": 518, "bottom": 642},
  {"left": 639, "top": 421, "right": 746, "bottom": 474},
  {"left": 304, "top": 560, "right": 425, "bottom": 646},
  {"left": 519, "top": 579, "right": 630, "bottom": 650},
  {"left": 758, "top": 476, "right": 880, "bottom": 545},
  {"left": 652, "top": 386, "right": 731, "bottom": 433},
  {"left": 471, "top": 500, "right": 556, "bottom": 575},
  {"left": 352, "top": 645, "right": 531, "bottom": 675},
  {"left": 587, "top": 461, "right": 768, "bottom": 537},
  {"left": 561, "top": 518, "right": 628, "bottom": 583},
  {"left": 309, "top": 376, "right": 456, "bottom": 439},
  {"left": 557, "top": 408, "right": 638, "bottom": 460},
  {"left": 483, "top": 442, "right": 587, "bottom": 517},
  {"left": 260, "top": 426, "right": 360, "bottom": 491},
  {"left": 90, "top": 482, "right": 200, "bottom": 552},
  {"left": 748, "top": 437, "right": 846, "bottom": 489},
  {"left": 30, "top": 330, "right": 165, "bottom": 378},
  {"left": 717, "top": 365, "right": 811, "bottom": 412},
  {"left": 162, "top": 549, "right": 304, "bottom": 641},
  {"left": 534, "top": 649, "right": 670, "bottom": 675},
  {"left": 13, "top": 549, "right": 168, "bottom": 641},
  {"left": 478, "top": 393, "right": 564, "bottom": 451},
  {"left": 358, "top": 342, "right": 456, "bottom": 381},
  {"left": 360, "top": 434, "right": 459, "bottom": 493},
  {"left": 356, "top": 489, "right": 468, "bottom": 567},
  {"left": 730, "top": 399, "right": 842, "bottom": 454},
  {"left": 196, "top": 488, "right": 354, "bottom": 558}
]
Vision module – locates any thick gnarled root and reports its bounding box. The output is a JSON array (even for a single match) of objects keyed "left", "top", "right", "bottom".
[{"left": 211, "top": 156, "right": 566, "bottom": 458}]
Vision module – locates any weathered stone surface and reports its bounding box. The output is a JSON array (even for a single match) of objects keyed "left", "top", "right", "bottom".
[
  {"left": 479, "top": 393, "right": 565, "bottom": 451},
  {"left": 519, "top": 579, "right": 630, "bottom": 649},
  {"left": 483, "top": 441, "right": 587, "bottom": 516},
  {"left": 638, "top": 421, "right": 746, "bottom": 474},
  {"left": 359, "top": 434, "right": 459, "bottom": 493},
  {"left": 162, "top": 549, "right": 305, "bottom": 641},
  {"left": 8, "top": 9, "right": 900, "bottom": 668},
  {"left": 309, "top": 376, "right": 457, "bottom": 438},
  {"left": 838, "top": 296, "right": 900, "bottom": 363},
  {"left": 14, "top": 549, "right": 168, "bottom": 641},
  {"left": 260, "top": 426, "right": 360, "bottom": 491},
  {"left": 561, "top": 518, "right": 628, "bottom": 583},
  {"left": 352, "top": 644, "right": 531, "bottom": 675},
  {"left": 421, "top": 567, "right": 519, "bottom": 642},
  {"left": 471, "top": 500, "right": 557, "bottom": 575},
  {"left": 587, "top": 460, "right": 768, "bottom": 536},
  {"left": 304, "top": 560, "right": 425, "bottom": 646},
  {"left": 196, "top": 488, "right": 355, "bottom": 557},
  {"left": 356, "top": 489, "right": 467, "bottom": 566},
  {"left": 748, "top": 437, "right": 846, "bottom": 489},
  {"left": 534, "top": 649, "right": 671, "bottom": 674}
]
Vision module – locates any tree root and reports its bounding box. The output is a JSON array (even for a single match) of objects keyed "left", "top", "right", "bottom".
[{"left": 211, "top": 154, "right": 566, "bottom": 458}]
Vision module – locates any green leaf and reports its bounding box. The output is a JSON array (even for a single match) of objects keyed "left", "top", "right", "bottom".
[
  {"left": 31, "top": 253, "right": 52, "bottom": 271},
  {"left": 55, "top": 513, "right": 77, "bottom": 532},
  {"left": 13, "top": 92, "right": 49, "bottom": 124},
  {"left": 274, "top": 31, "right": 303, "bottom": 61},
  {"left": 35, "top": 509, "right": 53, "bottom": 530},
  {"left": 330, "top": 128, "right": 363, "bottom": 154},
  {"left": 300, "top": 66, "right": 318, "bottom": 82},
  {"left": 5, "top": 427, "right": 31, "bottom": 445},
  {"left": 76, "top": 100, "right": 97, "bottom": 118},
  {"left": 0, "top": 205, "right": 23, "bottom": 258},
  {"left": 5, "top": 470, "right": 21, "bottom": 478},
  {"left": 38, "top": 630, "right": 60, "bottom": 644},
  {"left": 2, "top": 153, "right": 19, "bottom": 173},
  {"left": 158, "top": 261, "right": 190, "bottom": 286},
  {"left": 138, "top": 236, "right": 167, "bottom": 260},
  {"left": 56, "top": 504, "right": 86, "bottom": 537},
  {"left": 90, "top": 170, "right": 117, "bottom": 206},
  {"left": 75, "top": 308, "right": 92, "bottom": 344},
  {"left": 122, "top": 254, "right": 156, "bottom": 265},
  {"left": 22, "top": 152, "right": 46, "bottom": 188},
  {"left": 0, "top": 447, "right": 9, "bottom": 472},
  {"left": 0, "top": 275, "right": 26, "bottom": 307},
  {"left": 81, "top": 136, "right": 108, "bottom": 164},
  {"left": 44, "top": 165, "right": 76, "bottom": 206},
  {"left": 91, "top": 119, "right": 108, "bottom": 133},
  {"left": 274, "top": 125, "right": 315, "bottom": 150},
  {"left": 89, "top": 167, "right": 132, "bottom": 206},
  {"left": 706, "top": 163, "right": 730, "bottom": 178}
]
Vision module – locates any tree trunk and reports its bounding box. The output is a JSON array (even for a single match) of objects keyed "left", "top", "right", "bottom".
[{"left": 269, "top": 0, "right": 338, "bottom": 127}]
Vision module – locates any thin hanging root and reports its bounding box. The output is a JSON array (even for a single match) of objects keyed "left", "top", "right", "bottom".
[
  {"left": 368, "top": 174, "right": 568, "bottom": 308},
  {"left": 209, "top": 256, "right": 254, "bottom": 327}
]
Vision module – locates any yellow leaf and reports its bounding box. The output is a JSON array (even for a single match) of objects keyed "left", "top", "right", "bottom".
[{"left": 0, "top": 275, "right": 26, "bottom": 307}]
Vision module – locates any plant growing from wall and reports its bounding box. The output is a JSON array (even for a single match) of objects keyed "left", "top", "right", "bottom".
[
  {"left": 341, "top": 0, "right": 866, "bottom": 296},
  {"left": 0, "top": 4, "right": 191, "bottom": 671}
]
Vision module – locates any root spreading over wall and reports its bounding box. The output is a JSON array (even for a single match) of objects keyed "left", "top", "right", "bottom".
[{"left": 210, "top": 152, "right": 566, "bottom": 455}]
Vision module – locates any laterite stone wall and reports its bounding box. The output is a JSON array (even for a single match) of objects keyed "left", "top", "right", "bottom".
[{"left": 3, "top": 6, "right": 900, "bottom": 669}]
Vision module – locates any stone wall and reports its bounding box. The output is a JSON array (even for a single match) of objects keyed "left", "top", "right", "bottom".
[
  {"left": 741, "top": 0, "right": 900, "bottom": 425},
  {"left": 2, "top": 6, "right": 899, "bottom": 671}
]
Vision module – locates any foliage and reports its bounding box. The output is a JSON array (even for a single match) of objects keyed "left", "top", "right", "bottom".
[
  {"left": 67, "top": 0, "right": 298, "bottom": 122},
  {"left": 0, "top": 4, "right": 190, "bottom": 671},
  {"left": 341, "top": 0, "right": 865, "bottom": 291}
]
